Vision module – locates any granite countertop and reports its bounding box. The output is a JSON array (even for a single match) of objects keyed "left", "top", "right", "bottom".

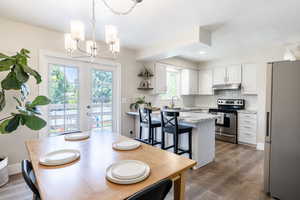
[{"left": 126, "top": 111, "right": 219, "bottom": 126}]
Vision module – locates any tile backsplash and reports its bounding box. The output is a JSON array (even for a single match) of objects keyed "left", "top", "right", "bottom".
[{"left": 195, "top": 90, "right": 258, "bottom": 110}]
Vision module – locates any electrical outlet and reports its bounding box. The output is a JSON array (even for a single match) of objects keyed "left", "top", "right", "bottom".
[{"left": 129, "top": 130, "right": 133, "bottom": 135}]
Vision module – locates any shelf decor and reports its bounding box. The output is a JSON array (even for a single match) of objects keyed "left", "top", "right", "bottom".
[{"left": 137, "top": 66, "right": 154, "bottom": 90}]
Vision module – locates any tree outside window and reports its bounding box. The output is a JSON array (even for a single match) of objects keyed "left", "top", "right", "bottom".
[{"left": 160, "top": 67, "right": 180, "bottom": 100}]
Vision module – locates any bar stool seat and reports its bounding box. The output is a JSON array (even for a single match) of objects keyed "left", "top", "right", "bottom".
[
  {"left": 140, "top": 120, "right": 161, "bottom": 128},
  {"left": 164, "top": 125, "right": 193, "bottom": 134}
]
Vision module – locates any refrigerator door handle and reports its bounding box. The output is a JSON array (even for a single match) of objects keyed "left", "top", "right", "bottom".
[
  {"left": 266, "top": 112, "right": 270, "bottom": 137},
  {"left": 266, "top": 112, "right": 271, "bottom": 142}
]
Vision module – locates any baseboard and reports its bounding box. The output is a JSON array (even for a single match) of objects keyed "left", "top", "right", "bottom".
[
  {"left": 8, "top": 163, "right": 21, "bottom": 175},
  {"left": 256, "top": 143, "right": 265, "bottom": 151}
]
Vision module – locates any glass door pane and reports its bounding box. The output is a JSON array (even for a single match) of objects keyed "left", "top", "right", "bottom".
[
  {"left": 48, "top": 64, "right": 80, "bottom": 135},
  {"left": 90, "top": 69, "right": 113, "bottom": 131}
]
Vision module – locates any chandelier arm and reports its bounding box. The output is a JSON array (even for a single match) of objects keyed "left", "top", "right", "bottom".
[{"left": 100, "top": 0, "right": 138, "bottom": 15}]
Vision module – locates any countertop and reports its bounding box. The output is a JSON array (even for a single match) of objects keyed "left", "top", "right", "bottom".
[{"left": 126, "top": 111, "right": 219, "bottom": 126}]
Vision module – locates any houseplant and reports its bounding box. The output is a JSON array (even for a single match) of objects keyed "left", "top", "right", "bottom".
[
  {"left": 129, "top": 96, "right": 151, "bottom": 111},
  {"left": 0, "top": 49, "right": 51, "bottom": 186}
]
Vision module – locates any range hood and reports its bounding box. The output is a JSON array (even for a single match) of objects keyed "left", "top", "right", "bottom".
[{"left": 212, "top": 83, "right": 241, "bottom": 90}]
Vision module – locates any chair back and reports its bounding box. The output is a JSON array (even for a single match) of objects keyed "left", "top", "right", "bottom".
[
  {"left": 127, "top": 179, "right": 172, "bottom": 200},
  {"left": 161, "top": 111, "right": 179, "bottom": 131},
  {"left": 21, "top": 160, "right": 40, "bottom": 199},
  {"left": 139, "top": 107, "right": 152, "bottom": 125}
]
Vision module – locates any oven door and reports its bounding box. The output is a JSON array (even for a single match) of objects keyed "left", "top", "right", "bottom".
[{"left": 215, "top": 113, "right": 236, "bottom": 135}]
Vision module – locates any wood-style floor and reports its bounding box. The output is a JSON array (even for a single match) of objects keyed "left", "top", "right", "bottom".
[{"left": 0, "top": 141, "right": 271, "bottom": 200}]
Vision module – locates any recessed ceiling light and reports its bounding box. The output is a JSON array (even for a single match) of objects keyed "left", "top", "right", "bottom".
[{"left": 198, "top": 51, "right": 207, "bottom": 55}]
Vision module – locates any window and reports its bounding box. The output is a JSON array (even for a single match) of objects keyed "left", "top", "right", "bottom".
[
  {"left": 160, "top": 67, "right": 180, "bottom": 99},
  {"left": 90, "top": 69, "right": 113, "bottom": 131},
  {"left": 48, "top": 64, "right": 80, "bottom": 134}
]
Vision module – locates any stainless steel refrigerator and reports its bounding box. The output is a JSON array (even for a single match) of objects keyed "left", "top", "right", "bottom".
[{"left": 264, "top": 61, "right": 300, "bottom": 199}]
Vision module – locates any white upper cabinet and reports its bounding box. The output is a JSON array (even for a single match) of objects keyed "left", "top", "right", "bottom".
[
  {"left": 226, "top": 65, "right": 242, "bottom": 84},
  {"left": 213, "top": 67, "right": 226, "bottom": 85},
  {"left": 242, "top": 64, "right": 257, "bottom": 95},
  {"left": 181, "top": 69, "right": 198, "bottom": 95},
  {"left": 154, "top": 63, "right": 167, "bottom": 94},
  {"left": 213, "top": 65, "right": 241, "bottom": 85},
  {"left": 198, "top": 69, "right": 213, "bottom": 95}
]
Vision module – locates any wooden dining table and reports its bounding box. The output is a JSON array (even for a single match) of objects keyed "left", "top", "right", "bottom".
[{"left": 25, "top": 131, "right": 196, "bottom": 200}]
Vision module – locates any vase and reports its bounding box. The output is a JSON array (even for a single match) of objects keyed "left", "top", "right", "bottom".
[{"left": 0, "top": 156, "right": 8, "bottom": 187}]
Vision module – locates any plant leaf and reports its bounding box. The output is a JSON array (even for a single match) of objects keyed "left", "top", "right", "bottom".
[
  {"left": 20, "top": 49, "right": 30, "bottom": 58},
  {"left": 0, "top": 53, "right": 8, "bottom": 59},
  {"left": 5, "top": 115, "right": 21, "bottom": 133},
  {"left": 21, "top": 64, "right": 42, "bottom": 84},
  {"left": 14, "top": 64, "right": 29, "bottom": 83},
  {"left": 30, "top": 96, "right": 51, "bottom": 107},
  {"left": 22, "top": 115, "right": 46, "bottom": 130},
  {"left": 0, "top": 91, "right": 5, "bottom": 112},
  {"left": 0, "top": 59, "right": 14, "bottom": 71},
  {"left": 1, "top": 72, "right": 22, "bottom": 90},
  {"left": 0, "top": 118, "right": 11, "bottom": 134}
]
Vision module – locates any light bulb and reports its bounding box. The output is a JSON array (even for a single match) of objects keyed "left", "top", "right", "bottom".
[
  {"left": 86, "top": 40, "right": 97, "bottom": 56},
  {"left": 64, "top": 33, "right": 77, "bottom": 51},
  {"left": 71, "top": 20, "right": 85, "bottom": 41},
  {"left": 105, "top": 25, "right": 118, "bottom": 44}
]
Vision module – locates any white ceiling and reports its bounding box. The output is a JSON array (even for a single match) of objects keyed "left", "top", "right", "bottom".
[{"left": 1, "top": 0, "right": 300, "bottom": 61}]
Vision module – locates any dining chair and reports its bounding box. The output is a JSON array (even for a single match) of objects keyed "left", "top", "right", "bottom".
[
  {"left": 126, "top": 179, "right": 172, "bottom": 200},
  {"left": 161, "top": 111, "right": 193, "bottom": 159},
  {"left": 21, "top": 160, "right": 40, "bottom": 200},
  {"left": 137, "top": 107, "right": 161, "bottom": 146}
]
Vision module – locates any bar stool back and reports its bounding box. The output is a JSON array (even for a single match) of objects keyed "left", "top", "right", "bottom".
[
  {"left": 137, "top": 108, "right": 161, "bottom": 146},
  {"left": 161, "top": 111, "right": 193, "bottom": 159}
]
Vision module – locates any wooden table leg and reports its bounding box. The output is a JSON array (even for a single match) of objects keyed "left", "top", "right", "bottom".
[{"left": 174, "top": 172, "right": 186, "bottom": 200}]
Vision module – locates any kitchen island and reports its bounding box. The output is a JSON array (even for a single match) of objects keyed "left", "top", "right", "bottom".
[{"left": 127, "top": 111, "right": 219, "bottom": 169}]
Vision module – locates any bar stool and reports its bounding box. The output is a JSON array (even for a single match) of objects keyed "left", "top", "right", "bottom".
[
  {"left": 160, "top": 111, "right": 193, "bottom": 159},
  {"left": 136, "top": 108, "right": 161, "bottom": 146}
]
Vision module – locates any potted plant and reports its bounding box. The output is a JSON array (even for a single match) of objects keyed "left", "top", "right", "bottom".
[
  {"left": 129, "top": 96, "right": 151, "bottom": 111},
  {"left": 0, "top": 49, "right": 51, "bottom": 186}
]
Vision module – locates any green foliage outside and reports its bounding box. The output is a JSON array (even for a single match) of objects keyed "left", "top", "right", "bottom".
[
  {"left": 92, "top": 70, "right": 112, "bottom": 104},
  {"left": 0, "top": 49, "right": 51, "bottom": 134},
  {"left": 49, "top": 66, "right": 78, "bottom": 105},
  {"left": 160, "top": 70, "right": 179, "bottom": 99}
]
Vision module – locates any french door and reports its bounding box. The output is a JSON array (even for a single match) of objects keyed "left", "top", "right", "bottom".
[{"left": 40, "top": 55, "right": 120, "bottom": 136}]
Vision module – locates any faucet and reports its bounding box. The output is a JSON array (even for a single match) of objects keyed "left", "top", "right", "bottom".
[{"left": 170, "top": 96, "right": 176, "bottom": 108}]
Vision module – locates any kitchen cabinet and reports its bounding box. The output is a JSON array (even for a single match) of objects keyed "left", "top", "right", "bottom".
[
  {"left": 181, "top": 69, "right": 198, "bottom": 95},
  {"left": 198, "top": 69, "right": 213, "bottom": 95},
  {"left": 213, "top": 65, "right": 241, "bottom": 85},
  {"left": 227, "top": 65, "right": 242, "bottom": 84},
  {"left": 154, "top": 63, "right": 167, "bottom": 94},
  {"left": 238, "top": 113, "right": 257, "bottom": 145},
  {"left": 242, "top": 64, "right": 257, "bottom": 95},
  {"left": 213, "top": 67, "right": 227, "bottom": 85}
]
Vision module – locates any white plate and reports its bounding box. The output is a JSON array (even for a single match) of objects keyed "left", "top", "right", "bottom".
[
  {"left": 106, "top": 160, "right": 150, "bottom": 185},
  {"left": 64, "top": 132, "right": 90, "bottom": 141},
  {"left": 39, "top": 149, "right": 80, "bottom": 166},
  {"left": 112, "top": 140, "right": 141, "bottom": 151},
  {"left": 111, "top": 160, "right": 146, "bottom": 180}
]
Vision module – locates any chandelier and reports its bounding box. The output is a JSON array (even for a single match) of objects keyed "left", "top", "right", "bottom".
[{"left": 64, "top": 0, "right": 143, "bottom": 59}]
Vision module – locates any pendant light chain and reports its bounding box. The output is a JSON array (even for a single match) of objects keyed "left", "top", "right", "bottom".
[{"left": 100, "top": 0, "right": 140, "bottom": 15}]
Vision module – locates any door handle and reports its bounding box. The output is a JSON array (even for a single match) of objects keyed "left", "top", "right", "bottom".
[{"left": 266, "top": 112, "right": 270, "bottom": 137}]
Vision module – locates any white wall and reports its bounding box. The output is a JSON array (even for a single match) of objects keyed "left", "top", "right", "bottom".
[{"left": 0, "top": 18, "right": 143, "bottom": 165}]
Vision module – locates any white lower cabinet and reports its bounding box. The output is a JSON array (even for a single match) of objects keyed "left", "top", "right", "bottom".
[{"left": 238, "top": 113, "right": 257, "bottom": 145}]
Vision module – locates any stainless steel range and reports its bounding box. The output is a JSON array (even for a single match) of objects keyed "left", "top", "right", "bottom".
[{"left": 209, "top": 99, "right": 245, "bottom": 143}]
